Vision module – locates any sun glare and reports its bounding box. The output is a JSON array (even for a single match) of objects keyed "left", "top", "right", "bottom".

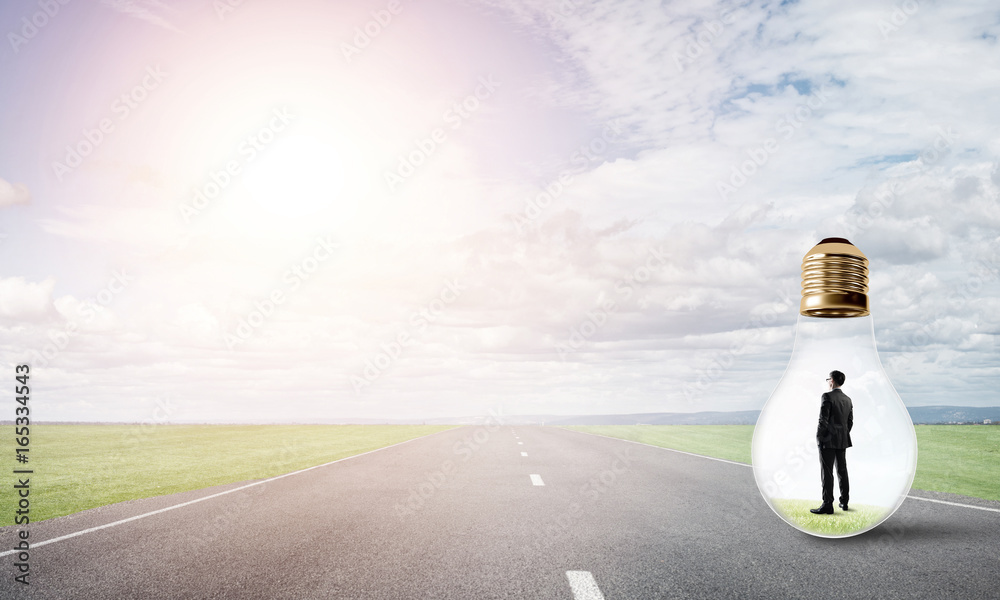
[{"left": 242, "top": 133, "right": 348, "bottom": 218}]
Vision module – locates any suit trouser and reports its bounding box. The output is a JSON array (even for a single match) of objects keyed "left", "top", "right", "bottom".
[{"left": 819, "top": 447, "right": 849, "bottom": 506}]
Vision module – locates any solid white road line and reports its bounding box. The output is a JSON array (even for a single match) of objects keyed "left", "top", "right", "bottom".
[
  {"left": 0, "top": 427, "right": 456, "bottom": 558},
  {"left": 572, "top": 430, "right": 747, "bottom": 466},
  {"left": 906, "top": 495, "right": 1000, "bottom": 514},
  {"left": 567, "top": 429, "right": 1000, "bottom": 515},
  {"left": 521, "top": 452, "right": 528, "bottom": 456},
  {"left": 566, "top": 570, "right": 606, "bottom": 600},
  {"left": 530, "top": 474, "right": 545, "bottom": 486}
]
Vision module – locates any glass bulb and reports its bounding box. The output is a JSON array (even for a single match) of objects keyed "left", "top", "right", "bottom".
[{"left": 751, "top": 238, "right": 917, "bottom": 538}]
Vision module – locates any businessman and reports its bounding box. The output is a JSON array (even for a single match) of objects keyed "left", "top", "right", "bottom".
[{"left": 811, "top": 370, "right": 854, "bottom": 515}]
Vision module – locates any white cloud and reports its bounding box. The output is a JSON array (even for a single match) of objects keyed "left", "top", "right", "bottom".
[
  {"left": 0, "top": 277, "right": 55, "bottom": 321},
  {"left": 101, "top": 0, "right": 183, "bottom": 33},
  {"left": 6, "top": 1, "right": 1000, "bottom": 420},
  {"left": 0, "top": 178, "right": 30, "bottom": 208}
]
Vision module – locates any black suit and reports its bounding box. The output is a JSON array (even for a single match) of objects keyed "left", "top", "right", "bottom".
[{"left": 817, "top": 387, "right": 853, "bottom": 506}]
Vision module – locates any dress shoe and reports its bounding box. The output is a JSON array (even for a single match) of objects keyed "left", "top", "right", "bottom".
[
  {"left": 810, "top": 504, "right": 834, "bottom": 514},
  {"left": 839, "top": 502, "right": 849, "bottom": 511}
]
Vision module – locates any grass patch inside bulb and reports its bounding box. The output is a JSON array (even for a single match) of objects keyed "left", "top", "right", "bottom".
[{"left": 771, "top": 499, "right": 889, "bottom": 537}]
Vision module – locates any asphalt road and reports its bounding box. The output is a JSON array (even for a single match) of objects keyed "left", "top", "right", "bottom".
[{"left": 1, "top": 426, "right": 998, "bottom": 599}]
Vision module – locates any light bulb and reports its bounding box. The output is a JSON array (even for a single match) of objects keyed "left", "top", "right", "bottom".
[{"left": 751, "top": 238, "right": 917, "bottom": 538}]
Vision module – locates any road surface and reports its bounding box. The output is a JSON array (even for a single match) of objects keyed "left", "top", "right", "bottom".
[{"left": 1, "top": 426, "right": 998, "bottom": 599}]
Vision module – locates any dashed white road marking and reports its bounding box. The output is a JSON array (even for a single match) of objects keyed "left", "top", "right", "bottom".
[
  {"left": 530, "top": 474, "right": 545, "bottom": 486},
  {"left": 521, "top": 452, "right": 528, "bottom": 457},
  {"left": 517, "top": 441, "right": 523, "bottom": 445},
  {"left": 566, "top": 570, "right": 605, "bottom": 600}
]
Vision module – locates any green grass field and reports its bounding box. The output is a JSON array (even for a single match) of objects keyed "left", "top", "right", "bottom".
[
  {"left": 910, "top": 425, "right": 1000, "bottom": 501},
  {"left": 1, "top": 424, "right": 453, "bottom": 526},
  {"left": 568, "top": 424, "right": 1000, "bottom": 502}
]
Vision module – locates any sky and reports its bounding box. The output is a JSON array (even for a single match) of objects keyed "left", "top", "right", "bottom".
[{"left": 0, "top": 0, "right": 998, "bottom": 423}]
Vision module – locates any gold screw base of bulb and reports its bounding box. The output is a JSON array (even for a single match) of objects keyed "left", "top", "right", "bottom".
[{"left": 800, "top": 238, "right": 870, "bottom": 318}]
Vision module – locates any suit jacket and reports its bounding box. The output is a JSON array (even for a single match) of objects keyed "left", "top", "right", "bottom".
[{"left": 817, "top": 387, "right": 853, "bottom": 449}]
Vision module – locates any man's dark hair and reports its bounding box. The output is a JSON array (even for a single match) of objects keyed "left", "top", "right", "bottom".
[{"left": 830, "top": 370, "right": 846, "bottom": 387}]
